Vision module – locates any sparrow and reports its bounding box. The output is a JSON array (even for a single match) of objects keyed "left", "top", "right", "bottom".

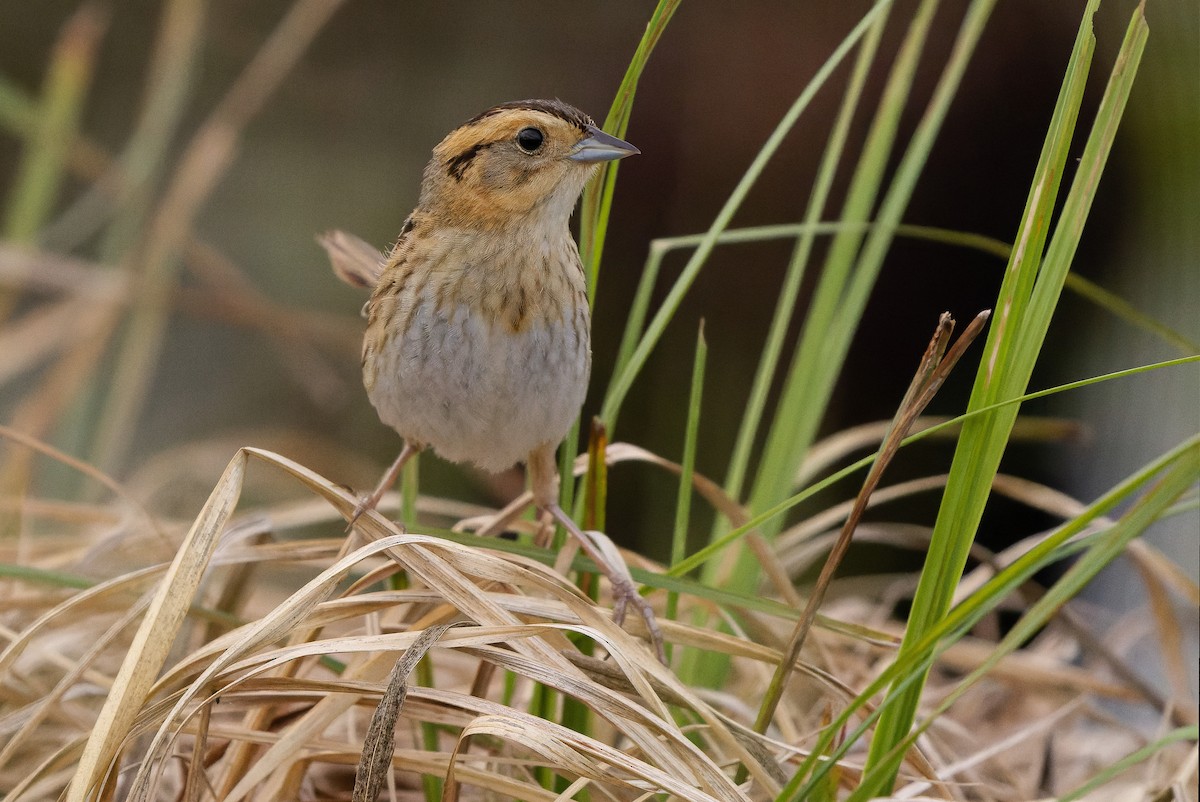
[{"left": 321, "top": 99, "right": 662, "bottom": 658}]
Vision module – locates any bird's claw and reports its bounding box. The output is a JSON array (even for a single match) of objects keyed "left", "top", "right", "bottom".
[
  {"left": 608, "top": 574, "right": 666, "bottom": 665},
  {"left": 345, "top": 494, "right": 375, "bottom": 532},
  {"left": 541, "top": 504, "right": 667, "bottom": 664}
]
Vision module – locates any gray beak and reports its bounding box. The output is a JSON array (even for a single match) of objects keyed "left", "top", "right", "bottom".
[{"left": 568, "top": 125, "right": 640, "bottom": 163}]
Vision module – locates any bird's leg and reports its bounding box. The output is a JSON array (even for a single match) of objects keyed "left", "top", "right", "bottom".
[
  {"left": 527, "top": 444, "right": 666, "bottom": 663},
  {"left": 349, "top": 441, "right": 420, "bottom": 529}
]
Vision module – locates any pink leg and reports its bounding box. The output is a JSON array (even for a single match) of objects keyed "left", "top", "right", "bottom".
[
  {"left": 348, "top": 441, "right": 420, "bottom": 529},
  {"left": 527, "top": 444, "right": 665, "bottom": 663}
]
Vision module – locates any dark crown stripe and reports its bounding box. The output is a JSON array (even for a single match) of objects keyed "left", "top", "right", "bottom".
[{"left": 465, "top": 99, "right": 594, "bottom": 132}]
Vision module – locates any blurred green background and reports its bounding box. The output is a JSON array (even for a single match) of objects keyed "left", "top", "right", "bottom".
[{"left": 1, "top": 0, "right": 1195, "bottom": 592}]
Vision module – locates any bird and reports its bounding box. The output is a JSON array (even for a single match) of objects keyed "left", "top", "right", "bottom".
[{"left": 320, "top": 99, "right": 662, "bottom": 658}]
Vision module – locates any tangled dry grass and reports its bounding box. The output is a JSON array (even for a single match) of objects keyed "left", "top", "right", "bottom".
[{"left": 1, "top": 435, "right": 1194, "bottom": 800}]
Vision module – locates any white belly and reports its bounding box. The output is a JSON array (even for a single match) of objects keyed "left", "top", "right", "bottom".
[{"left": 366, "top": 301, "right": 590, "bottom": 472}]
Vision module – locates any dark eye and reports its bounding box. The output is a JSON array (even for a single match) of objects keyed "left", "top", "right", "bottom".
[{"left": 515, "top": 127, "right": 545, "bottom": 153}]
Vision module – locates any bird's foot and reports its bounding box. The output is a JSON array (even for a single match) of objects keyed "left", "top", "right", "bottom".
[
  {"left": 347, "top": 443, "right": 420, "bottom": 532},
  {"left": 543, "top": 504, "right": 666, "bottom": 665},
  {"left": 346, "top": 489, "right": 384, "bottom": 532}
]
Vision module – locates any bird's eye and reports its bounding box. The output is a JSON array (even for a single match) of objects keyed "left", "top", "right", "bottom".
[{"left": 515, "top": 127, "right": 545, "bottom": 153}]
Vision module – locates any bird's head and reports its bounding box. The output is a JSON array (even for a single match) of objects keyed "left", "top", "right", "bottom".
[{"left": 418, "top": 99, "right": 638, "bottom": 231}]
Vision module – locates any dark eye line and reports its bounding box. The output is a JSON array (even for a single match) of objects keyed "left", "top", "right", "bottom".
[
  {"left": 444, "top": 125, "right": 547, "bottom": 182},
  {"left": 445, "top": 141, "right": 492, "bottom": 181}
]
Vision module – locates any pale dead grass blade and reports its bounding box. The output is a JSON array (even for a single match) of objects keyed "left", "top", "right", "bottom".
[
  {"left": 603, "top": 442, "right": 750, "bottom": 527},
  {"left": 933, "top": 636, "right": 1142, "bottom": 702},
  {"left": 0, "top": 423, "right": 163, "bottom": 565},
  {"left": 127, "top": 531, "right": 434, "bottom": 799},
  {"left": 211, "top": 619, "right": 746, "bottom": 797},
  {"left": 898, "top": 698, "right": 1086, "bottom": 801},
  {"left": 426, "top": 685, "right": 745, "bottom": 802},
  {"left": 202, "top": 563, "right": 596, "bottom": 797},
  {"left": 0, "top": 242, "right": 126, "bottom": 297},
  {"left": 0, "top": 241, "right": 356, "bottom": 412},
  {"left": 0, "top": 309, "right": 121, "bottom": 518},
  {"left": 5, "top": 421, "right": 1188, "bottom": 799},
  {"left": 91, "top": 0, "right": 351, "bottom": 474},
  {"left": 1127, "top": 539, "right": 1200, "bottom": 608},
  {"left": 1165, "top": 745, "right": 1198, "bottom": 800},
  {"left": 450, "top": 644, "right": 764, "bottom": 795},
  {"left": 777, "top": 471, "right": 1120, "bottom": 580},
  {"left": 449, "top": 712, "right": 732, "bottom": 802},
  {"left": 775, "top": 475, "right": 949, "bottom": 564},
  {"left": 8, "top": 432, "right": 1189, "bottom": 798},
  {"left": 755, "top": 312, "right": 989, "bottom": 773},
  {"left": 65, "top": 452, "right": 245, "bottom": 802},
  {"left": 596, "top": 442, "right": 809, "bottom": 603},
  {"left": 182, "top": 701, "right": 211, "bottom": 802},
  {"left": 2, "top": 736, "right": 87, "bottom": 802},
  {"left": 219, "top": 649, "right": 399, "bottom": 802}
]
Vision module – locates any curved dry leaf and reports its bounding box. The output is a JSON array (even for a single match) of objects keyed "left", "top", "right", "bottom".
[
  {"left": 67, "top": 452, "right": 246, "bottom": 802},
  {"left": 604, "top": 442, "right": 750, "bottom": 526}
]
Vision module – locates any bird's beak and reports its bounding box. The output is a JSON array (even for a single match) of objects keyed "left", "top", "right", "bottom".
[{"left": 568, "top": 125, "right": 640, "bottom": 163}]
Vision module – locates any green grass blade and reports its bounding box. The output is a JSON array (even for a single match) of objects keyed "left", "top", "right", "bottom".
[
  {"left": 1065, "top": 274, "right": 1199, "bottom": 355},
  {"left": 99, "top": 0, "right": 206, "bottom": 263},
  {"left": 863, "top": 1, "right": 1144, "bottom": 791},
  {"left": 750, "top": 0, "right": 1000, "bottom": 548},
  {"left": 567, "top": 0, "right": 678, "bottom": 523},
  {"left": 1012, "top": 6, "right": 1150, "bottom": 375},
  {"left": 0, "top": 75, "right": 40, "bottom": 135},
  {"left": 721, "top": 2, "right": 891, "bottom": 510},
  {"left": 579, "top": 0, "right": 680, "bottom": 302},
  {"left": 665, "top": 322, "right": 706, "bottom": 663},
  {"left": 686, "top": 0, "right": 995, "bottom": 690},
  {"left": 862, "top": 0, "right": 1101, "bottom": 769},
  {"left": 2, "top": 7, "right": 104, "bottom": 246},
  {"left": 625, "top": 221, "right": 1197, "bottom": 359},
  {"left": 1056, "top": 726, "right": 1198, "bottom": 802},
  {"left": 600, "top": 0, "right": 894, "bottom": 433},
  {"left": 610, "top": 241, "right": 668, "bottom": 383},
  {"left": 742, "top": 0, "right": 943, "bottom": 548},
  {"left": 848, "top": 437, "right": 1195, "bottom": 799},
  {"left": 667, "top": 353, "right": 1196, "bottom": 583}
]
